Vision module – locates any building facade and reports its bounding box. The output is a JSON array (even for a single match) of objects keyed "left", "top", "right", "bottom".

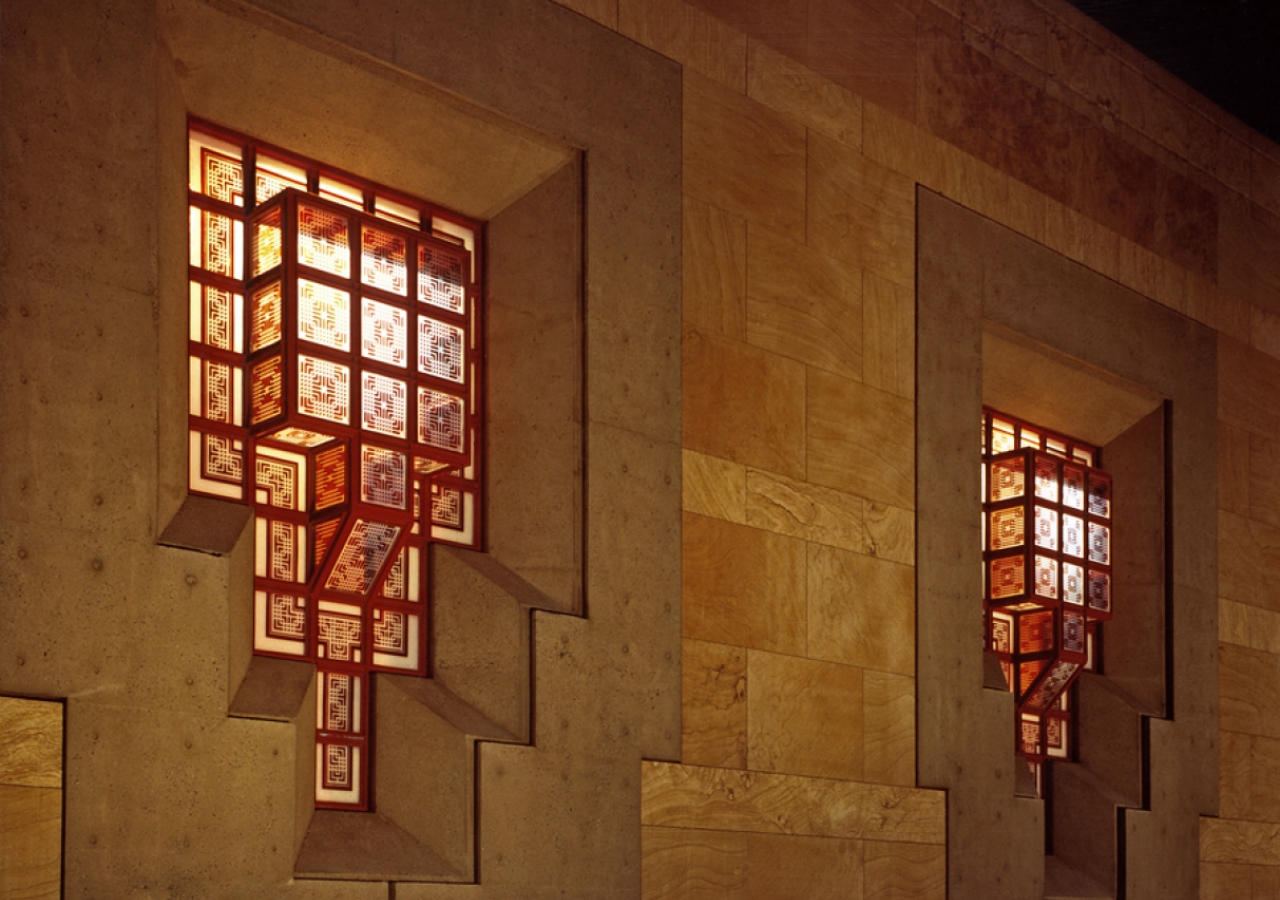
[{"left": 1, "top": 0, "right": 1277, "bottom": 896}]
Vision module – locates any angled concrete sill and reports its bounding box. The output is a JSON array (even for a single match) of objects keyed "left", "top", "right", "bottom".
[
  {"left": 157, "top": 494, "right": 251, "bottom": 555},
  {"left": 294, "top": 811, "right": 465, "bottom": 882},
  {"left": 384, "top": 675, "right": 522, "bottom": 744},
  {"left": 229, "top": 656, "right": 314, "bottom": 721}
]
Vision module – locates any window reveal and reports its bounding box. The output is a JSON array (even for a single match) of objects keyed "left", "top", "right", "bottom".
[
  {"left": 982, "top": 410, "right": 1112, "bottom": 790},
  {"left": 186, "top": 122, "right": 484, "bottom": 810}
]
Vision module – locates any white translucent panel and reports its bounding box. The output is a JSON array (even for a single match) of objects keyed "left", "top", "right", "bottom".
[
  {"left": 316, "top": 669, "right": 363, "bottom": 732},
  {"left": 1063, "top": 562, "right": 1085, "bottom": 605},
  {"left": 1019, "top": 714, "right": 1041, "bottom": 756},
  {"left": 297, "top": 279, "right": 351, "bottom": 352},
  {"left": 1074, "top": 448, "right": 1094, "bottom": 467},
  {"left": 361, "top": 226, "right": 408, "bottom": 296},
  {"left": 1046, "top": 718, "right": 1069, "bottom": 759},
  {"left": 417, "top": 387, "right": 465, "bottom": 452},
  {"left": 188, "top": 130, "right": 244, "bottom": 203},
  {"left": 376, "top": 196, "right": 420, "bottom": 228},
  {"left": 418, "top": 244, "right": 466, "bottom": 314},
  {"left": 372, "top": 609, "right": 421, "bottom": 670},
  {"left": 1088, "top": 477, "right": 1112, "bottom": 518},
  {"left": 320, "top": 175, "right": 364, "bottom": 210},
  {"left": 431, "top": 490, "right": 476, "bottom": 545},
  {"left": 254, "top": 445, "right": 308, "bottom": 511},
  {"left": 991, "top": 418, "right": 1016, "bottom": 453},
  {"left": 1024, "top": 660, "right": 1079, "bottom": 714},
  {"left": 360, "top": 445, "right": 407, "bottom": 509},
  {"left": 1034, "top": 555, "right": 1057, "bottom": 600},
  {"left": 317, "top": 601, "right": 364, "bottom": 664},
  {"left": 990, "top": 556, "right": 1025, "bottom": 601},
  {"left": 1033, "top": 456, "right": 1059, "bottom": 502},
  {"left": 1088, "top": 571, "right": 1110, "bottom": 613},
  {"left": 462, "top": 424, "right": 478, "bottom": 480},
  {"left": 433, "top": 216, "right": 476, "bottom": 281},
  {"left": 361, "top": 372, "right": 407, "bottom": 438},
  {"left": 361, "top": 298, "right": 407, "bottom": 367},
  {"left": 189, "top": 282, "right": 202, "bottom": 342},
  {"left": 407, "top": 546, "right": 421, "bottom": 601},
  {"left": 250, "top": 281, "right": 283, "bottom": 352},
  {"left": 267, "top": 427, "right": 335, "bottom": 448},
  {"left": 1062, "top": 466, "right": 1086, "bottom": 510},
  {"left": 1063, "top": 609, "right": 1086, "bottom": 654},
  {"left": 253, "top": 589, "right": 307, "bottom": 656},
  {"left": 253, "top": 517, "right": 307, "bottom": 583},
  {"left": 297, "top": 355, "right": 351, "bottom": 425},
  {"left": 1063, "top": 514, "right": 1084, "bottom": 558},
  {"left": 298, "top": 203, "right": 351, "bottom": 278},
  {"left": 990, "top": 610, "right": 1014, "bottom": 654},
  {"left": 255, "top": 154, "right": 307, "bottom": 202},
  {"left": 188, "top": 430, "right": 244, "bottom": 499},
  {"left": 315, "top": 743, "right": 361, "bottom": 806},
  {"left": 1033, "top": 505, "right": 1057, "bottom": 551},
  {"left": 1088, "top": 523, "right": 1111, "bottom": 565},
  {"left": 247, "top": 354, "right": 282, "bottom": 426},
  {"left": 206, "top": 360, "right": 231, "bottom": 422},
  {"left": 190, "top": 207, "right": 244, "bottom": 279},
  {"left": 989, "top": 458, "right": 1025, "bottom": 502},
  {"left": 380, "top": 550, "right": 406, "bottom": 600},
  {"left": 188, "top": 285, "right": 239, "bottom": 353},
  {"left": 252, "top": 208, "right": 282, "bottom": 277},
  {"left": 418, "top": 316, "right": 465, "bottom": 383},
  {"left": 188, "top": 357, "right": 201, "bottom": 416},
  {"left": 990, "top": 507, "right": 1024, "bottom": 551},
  {"left": 324, "top": 520, "right": 401, "bottom": 594}
]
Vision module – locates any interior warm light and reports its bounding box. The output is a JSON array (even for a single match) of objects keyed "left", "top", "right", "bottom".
[
  {"left": 982, "top": 410, "right": 1111, "bottom": 786},
  {"left": 187, "top": 122, "right": 484, "bottom": 810}
]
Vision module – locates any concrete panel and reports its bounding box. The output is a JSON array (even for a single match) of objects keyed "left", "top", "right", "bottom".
[
  {"left": 1102, "top": 407, "right": 1168, "bottom": 716},
  {"left": 918, "top": 188, "right": 1218, "bottom": 899},
  {"left": 485, "top": 160, "right": 584, "bottom": 614},
  {"left": 3, "top": 0, "right": 680, "bottom": 894}
]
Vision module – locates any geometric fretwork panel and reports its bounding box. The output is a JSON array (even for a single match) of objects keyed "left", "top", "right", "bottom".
[
  {"left": 187, "top": 121, "right": 484, "bottom": 810},
  {"left": 982, "top": 410, "right": 1112, "bottom": 792}
]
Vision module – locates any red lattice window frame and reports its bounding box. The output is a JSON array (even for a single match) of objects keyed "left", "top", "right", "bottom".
[
  {"left": 982, "top": 410, "right": 1112, "bottom": 792},
  {"left": 187, "top": 120, "right": 484, "bottom": 809}
]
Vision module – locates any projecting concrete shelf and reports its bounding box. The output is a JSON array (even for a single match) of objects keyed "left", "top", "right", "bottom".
[{"left": 1045, "top": 855, "right": 1111, "bottom": 900}]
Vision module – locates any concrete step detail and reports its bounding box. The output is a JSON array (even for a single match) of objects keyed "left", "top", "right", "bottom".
[{"left": 1045, "top": 855, "right": 1112, "bottom": 900}]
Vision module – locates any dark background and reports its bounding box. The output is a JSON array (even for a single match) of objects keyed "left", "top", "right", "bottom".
[{"left": 1066, "top": 0, "right": 1280, "bottom": 145}]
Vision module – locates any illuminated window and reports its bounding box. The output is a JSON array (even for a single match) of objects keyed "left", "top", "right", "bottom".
[
  {"left": 982, "top": 410, "right": 1112, "bottom": 791},
  {"left": 186, "top": 121, "right": 483, "bottom": 809}
]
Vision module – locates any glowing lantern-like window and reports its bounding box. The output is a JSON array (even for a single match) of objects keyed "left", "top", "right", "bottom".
[
  {"left": 186, "top": 121, "right": 483, "bottom": 809},
  {"left": 982, "top": 410, "right": 1111, "bottom": 788}
]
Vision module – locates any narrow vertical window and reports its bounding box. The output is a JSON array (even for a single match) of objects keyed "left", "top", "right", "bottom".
[
  {"left": 982, "top": 410, "right": 1112, "bottom": 791},
  {"left": 187, "top": 121, "right": 484, "bottom": 809}
]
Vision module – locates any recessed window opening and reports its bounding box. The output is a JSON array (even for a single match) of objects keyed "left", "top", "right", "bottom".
[
  {"left": 982, "top": 408, "right": 1113, "bottom": 794},
  {"left": 186, "top": 119, "right": 484, "bottom": 810}
]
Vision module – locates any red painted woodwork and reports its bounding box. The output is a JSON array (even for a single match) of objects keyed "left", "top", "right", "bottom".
[
  {"left": 186, "top": 120, "right": 484, "bottom": 809},
  {"left": 982, "top": 410, "right": 1112, "bottom": 789}
]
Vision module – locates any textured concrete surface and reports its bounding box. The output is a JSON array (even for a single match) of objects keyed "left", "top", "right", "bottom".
[
  {"left": 918, "top": 188, "right": 1217, "bottom": 899},
  {"left": 2, "top": 0, "right": 679, "bottom": 894}
]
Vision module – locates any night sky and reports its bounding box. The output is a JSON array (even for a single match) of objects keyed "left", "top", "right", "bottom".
[{"left": 1066, "top": 0, "right": 1280, "bottom": 146}]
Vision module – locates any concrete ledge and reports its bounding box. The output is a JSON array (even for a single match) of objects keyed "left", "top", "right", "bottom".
[
  {"left": 294, "top": 811, "right": 465, "bottom": 882},
  {"left": 157, "top": 494, "right": 251, "bottom": 555},
  {"left": 228, "top": 656, "right": 314, "bottom": 721}
]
